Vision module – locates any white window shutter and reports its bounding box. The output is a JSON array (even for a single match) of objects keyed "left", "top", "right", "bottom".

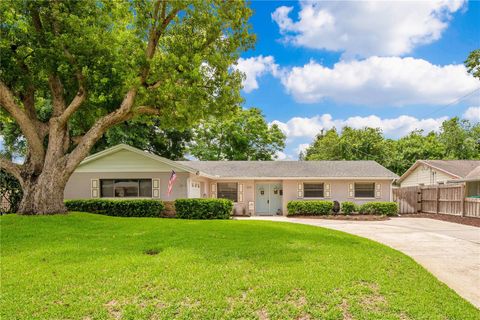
[
  {"left": 325, "top": 183, "right": 331, "bottom": 198},
  {"left": 348, "top": 183, "right": 354, "bottom": 198},
  {"left": 211, "top": 183, "right": 217, "bottom": 198},
  {"left": 375, "top": 183, "right": 381, "bottom": 198},
  {"left": 91, "top": 179, "right": 99, "bottom": 198},
  {"left": 297, "top": 183, "right": 303, "bottom": 198},
  {"left": 238, "top": 183, "right": 244, "bottom": 202},
  {"left": 152, "top": 179, "right": 160, "bottom": 198}
]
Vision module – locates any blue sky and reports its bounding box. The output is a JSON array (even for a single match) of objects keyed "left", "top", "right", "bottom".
[{"left": 235, "top": 1, "right": 480, "bottom": 159}]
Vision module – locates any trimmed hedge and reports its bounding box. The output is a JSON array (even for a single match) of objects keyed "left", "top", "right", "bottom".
[
  {"left": 359, "top": 202, "right": 398, "bottom": 216},
  {"left": 65, "top": 199, "right": 165, "bottom": 217},
  {"left": 341, "top": 201, "right": 358, "bottom": 215},
  {"left": 287, "top": 200, "right": 333, "bottom": 216},
  {"left": 174, "top": 198, "right": 233, "bottom": 219}
]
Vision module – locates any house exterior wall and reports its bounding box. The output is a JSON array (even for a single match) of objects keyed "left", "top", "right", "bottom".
[
  {"left": 64, "top": 172, "right": 190, "bottom": 200},
  {"left": 401, "top": 164, "right": 456, "bottom": 187},
  {"left": 205, "top": 178, "right": 392, "bottom": 216},
  {"left": 282, "top": 179, "right": 392, "bottom": 215}
]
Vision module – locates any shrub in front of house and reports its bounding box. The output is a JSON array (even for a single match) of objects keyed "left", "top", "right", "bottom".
[
  {"left": 341, "top": 201, "right": 358, "bottom": 215},
  {"left": 161, "top": 201, "right": 176, "bottom": 217},
  {"left": 174, "top": 198, "right": 233, "bottom": 219},
  {"left": 65, "top": 199, "right": 165, "bottom": 217},
  {"left": 287, "top": 200, "right": 334, "bottom": 216},
  {"left": 358, "top": 202, "right": 398, "bottom": 216}
]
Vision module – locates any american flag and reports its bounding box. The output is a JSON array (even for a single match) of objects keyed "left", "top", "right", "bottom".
[{"left": 167, "top": 170, "right": 177, "bottom": 197}]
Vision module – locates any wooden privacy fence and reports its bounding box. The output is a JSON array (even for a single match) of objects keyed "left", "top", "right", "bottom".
[{"left": 393, "top": 183, "right": 480, "bottom": 218}]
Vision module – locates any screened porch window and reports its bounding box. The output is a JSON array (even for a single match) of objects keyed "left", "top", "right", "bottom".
[
  {"left": 217, "top": 182, "right": 238, "bottom": 202},
  {"left": 100, "top": 179, "right": 152, "bottom": 198},
  {"left": 303, "top": 183, "right": 324, "bottom": 198},
  {"left": 354, "top": 182, "right": 375, "bottom": 198}
]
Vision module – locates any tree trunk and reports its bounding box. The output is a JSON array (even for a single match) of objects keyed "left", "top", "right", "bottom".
[{"left": 18, "top": 165, "right": 70, "bottom": 215}]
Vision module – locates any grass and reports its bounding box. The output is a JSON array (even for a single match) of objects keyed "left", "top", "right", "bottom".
[{"left": 1, "top": 213, "right": 478, "bottom": 319}]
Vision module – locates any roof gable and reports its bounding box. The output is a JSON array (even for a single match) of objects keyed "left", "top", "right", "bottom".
[{"left": 76, "top": 144, "right": 197, "bottom": 173}]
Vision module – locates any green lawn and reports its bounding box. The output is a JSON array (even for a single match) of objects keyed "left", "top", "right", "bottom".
[{"left": 1, "top": 213, "right": 478, "bottom": 319}]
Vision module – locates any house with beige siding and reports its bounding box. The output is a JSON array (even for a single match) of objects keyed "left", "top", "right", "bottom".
[
  {"left": 65, "top": 144, "right": 398, "bottom": 216},
  {"left": 397, "top": 160, "right": 480, "bottom": 187}
]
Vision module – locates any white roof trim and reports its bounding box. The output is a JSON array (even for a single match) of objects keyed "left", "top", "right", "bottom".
[
  {"left": 77, "top": 144, "right": 205, "bottom": 175},
  {"left": 210, "top": 176, "right": 395, "bottom": 180},
  {"left": 397, "top": 160, "right": 459, "bottom": 183}
]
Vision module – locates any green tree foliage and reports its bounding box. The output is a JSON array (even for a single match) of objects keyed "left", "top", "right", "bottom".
[
  {"left": 465, "top": 49, "right": 480, "bottom": 79},
  {"left": 93, "top": 118, "right": 193, "bottom": 160},
  {"left": 0, "top": 0, "right": 254, "bottom": 214},
  {"left": 303, "top": 118, "right": 480, "bottom": 176},
  {"left": 302, "top": 127, "right": 390, "bottom": 165},
  {"left": 387, "top": 130, "right": 445, "bottom": 175},
  {"left": 189, "top": 107, "right": 286, "bottom": 160},
  {"left": 0, "top": 169, "right": 23, "bottom": 213},
  {"left": 438, "top": 118, "right": 480, "bottom": 159}
]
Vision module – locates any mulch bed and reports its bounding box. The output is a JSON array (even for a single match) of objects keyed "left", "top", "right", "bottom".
[
  {"left": 398, "top": 213, "right": 480, "bottom": 227},
  {"left": 287, "top": 215, "right": 390, "bottom": 221}
]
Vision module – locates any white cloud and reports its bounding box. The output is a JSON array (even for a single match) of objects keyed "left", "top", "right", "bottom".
[
  {"left": 275, "top": 150, "right": 294, "bottom": 161},
  {"left": 272, "top": 1, "right": 465, "bottom": 57},
  {"left": 234, "top": 55, "right": 278, "bottom": 92},
  {"left": 294, "top": 143, "right": 310, "bottom": 155},
  {"left": 463, "top": 106, "right": 480, "bottom": 123},
  {"left": 279, "top": 56, "right": 479, "bottom": 106},
  {"left": 272, "top": 113, "right": 448, "bottom": 140}
]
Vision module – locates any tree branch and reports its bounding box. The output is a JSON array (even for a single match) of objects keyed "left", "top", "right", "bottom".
[
  {"left": 59, "top": 72, "right": 86, "bottom": 124},
  {"left": 135, "top": 106, "right": 161, "bottom": 115},
  {"left": 20, "top": 84, "right": 37, "bottom": 120},
  {"left": 65, "top": 2, "right": 184, "bottom": 172},
  {"left": 0, "top": 157, "right": 23, "bottom": 186},
  {"left": 0, "top": 80, "right": 45, "bottom": 168},
  {"left": 141, "top": 3, "right": 184, "bottom": 83},
  {"left": 19, "top": 84, "right": 48, "bottom": 137},
  {"left": 65, "top": 88, "right": 138, "bottom": 172},
  {"left": 48, "top": 75, "right": 66, "bottom": 116}
]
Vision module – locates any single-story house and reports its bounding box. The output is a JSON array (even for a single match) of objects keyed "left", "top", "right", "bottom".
[
  {"left": 397, "top": 160, "right": 480, "bottom": 187},
  {"left": 64, "top": 144, "right": 399, "bottom": 216}
]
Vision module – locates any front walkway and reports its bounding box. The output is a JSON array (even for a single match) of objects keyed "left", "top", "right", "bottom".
[{"left": 239, "top": 216, "right": 480, "bottom": 308}]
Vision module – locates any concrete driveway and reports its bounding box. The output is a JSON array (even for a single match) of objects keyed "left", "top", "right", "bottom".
[{"left": 242, "top": 216, "right": 480, "bottom": 308}]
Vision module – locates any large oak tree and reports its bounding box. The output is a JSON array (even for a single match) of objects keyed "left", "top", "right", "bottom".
[{"left": 0, "top": 0, "right": 254, "bottom": 214}]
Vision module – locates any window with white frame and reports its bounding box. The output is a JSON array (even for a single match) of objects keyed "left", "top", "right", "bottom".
[
  {"left": 217, "top": 182, "right": 238, "bottom": 202},
  {"left": 100, "top": 179, "right": 152, "bottom": 198},
  {"left": 303, "top": 183, "right": 324, "bottom": 198},
  {"left": 354, "top": 182, "right": 375, "bottom": 198}
]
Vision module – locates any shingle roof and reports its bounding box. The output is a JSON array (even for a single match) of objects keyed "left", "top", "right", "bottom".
[
  {"left": 421, "top": 160, "right": 480, "bottom": 178},
  {"left": 466, "top": 166, "right": 480, "bottom": 179},
  {"left": 177, "top": 160, "right": 398, "bottom": 179}
]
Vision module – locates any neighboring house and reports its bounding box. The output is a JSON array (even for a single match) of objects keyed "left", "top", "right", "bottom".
[
  {"left": 64, "top": 144, "right": 398, "bottom": 216},
  {"left": 397, "top": 160, "right": 480, "bottom": 187},
  {"left": 452, "top": 166, "right": 480, "bottom": 198}
]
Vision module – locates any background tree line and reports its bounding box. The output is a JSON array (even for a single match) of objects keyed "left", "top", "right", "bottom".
[{"left": 300, "top": 117, "right": 480, "bottom": 176}]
